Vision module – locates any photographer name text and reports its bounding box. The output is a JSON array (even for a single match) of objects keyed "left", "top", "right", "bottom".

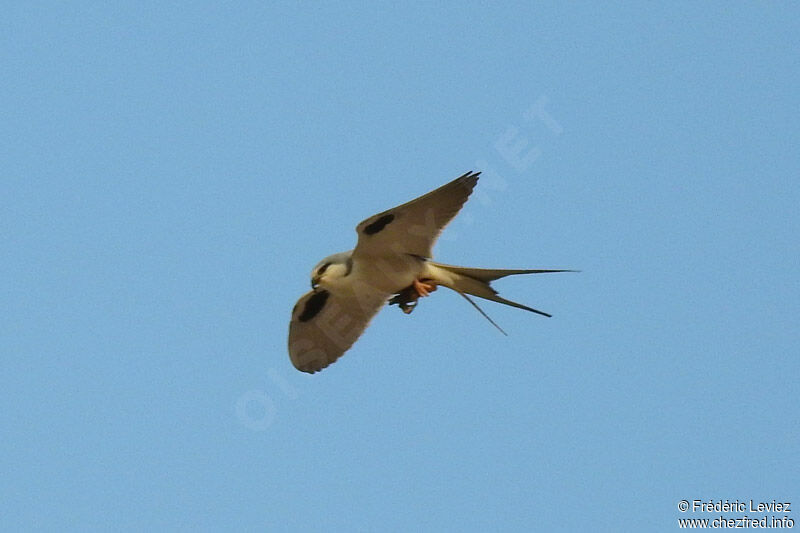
[{"left": 689, "top": 500, "right": 791, "bottom": 513}]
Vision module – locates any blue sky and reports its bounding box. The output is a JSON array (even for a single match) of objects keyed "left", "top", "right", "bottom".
[{"left": 2, "top": 2, "right": 798, "bottom": 531}]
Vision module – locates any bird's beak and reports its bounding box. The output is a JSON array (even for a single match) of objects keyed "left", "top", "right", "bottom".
[{"left": 311, "top": 276, "right": 320, "bottom": 290}]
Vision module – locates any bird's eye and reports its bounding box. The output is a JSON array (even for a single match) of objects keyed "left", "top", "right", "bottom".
[{"left": 318, "top": 263, "right": 331, "bottom": 275}]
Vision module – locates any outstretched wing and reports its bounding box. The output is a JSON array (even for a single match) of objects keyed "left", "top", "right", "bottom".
[
  {"left": 353, "top": 171, "right": 479, "bottom": 260},
  {"left": 288, "top": 286, "right": 388, "bottom": 373}
]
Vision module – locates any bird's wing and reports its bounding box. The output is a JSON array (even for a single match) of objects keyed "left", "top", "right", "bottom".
[
  {"left": 288, "top": 285, "right": 389, "bottom": 373},
  {"left": 353, "top": 171, "right": 479, "bottom": 260}
]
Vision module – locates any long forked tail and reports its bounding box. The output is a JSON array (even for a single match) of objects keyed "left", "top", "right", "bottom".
[{"left": 426, "top": 261, "right": 576, "bottom": 332}]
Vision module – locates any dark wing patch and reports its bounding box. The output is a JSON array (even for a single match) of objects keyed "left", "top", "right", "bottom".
[
  {"left": 362, "top": 214, "right": 395, "bottom": 235},
  {"left": 288, "top": 288, "right": 389, "bottom": 373},
  {"left": 353, "top": 171, "right": 479, "bottom": 259},
  {"left": 298, "top": 290, "right": 329, "bottom": 322}
]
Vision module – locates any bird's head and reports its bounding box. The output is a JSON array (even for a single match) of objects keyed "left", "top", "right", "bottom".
[{"left": 310, "top": 251, "right": 352, "bottom": 290}]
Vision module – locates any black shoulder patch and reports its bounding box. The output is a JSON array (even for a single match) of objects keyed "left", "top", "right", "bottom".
[
  {"left": 363, "top": 213, "right": 395, "bottom": 235},
  {"left": 299, "top": 290, "right": 329, "bottom": 322}
]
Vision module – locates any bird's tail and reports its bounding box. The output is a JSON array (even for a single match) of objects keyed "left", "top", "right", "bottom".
[{"left": 426, "top": 262, "right": 576, "bottom": 333}]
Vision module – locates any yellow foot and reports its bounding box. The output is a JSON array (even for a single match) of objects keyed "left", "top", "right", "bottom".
[
  {"left": 413, "top": 278, "right": 437, "bottom": 298},
  {"left": 389, "top": 279, "right": 438, "bottom": 315}
]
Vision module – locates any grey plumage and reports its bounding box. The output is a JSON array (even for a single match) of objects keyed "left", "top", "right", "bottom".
[{"left": 288, "top": 171, "right": 574, "bottom": 373}]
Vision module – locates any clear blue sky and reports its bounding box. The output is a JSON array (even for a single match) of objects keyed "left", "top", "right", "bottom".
[{"left": 3, "top": 3, "right": 798, "bottom": 531}]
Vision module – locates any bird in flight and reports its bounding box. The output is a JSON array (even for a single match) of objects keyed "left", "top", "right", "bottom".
[{"left": 288, "top": 171, "right": 574, "bottom": 373}]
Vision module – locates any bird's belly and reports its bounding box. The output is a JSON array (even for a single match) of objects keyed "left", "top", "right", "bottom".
[{"left": 354, "top": 254, "right": 424, "bottom": 294}]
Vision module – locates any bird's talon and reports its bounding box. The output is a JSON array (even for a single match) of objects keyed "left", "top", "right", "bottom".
[
  {"left": 389, "top": 279, "right": 437, "bottom": 315},
  {"left": 413, "top": 278, "right": 437, "bottom": 298}
]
